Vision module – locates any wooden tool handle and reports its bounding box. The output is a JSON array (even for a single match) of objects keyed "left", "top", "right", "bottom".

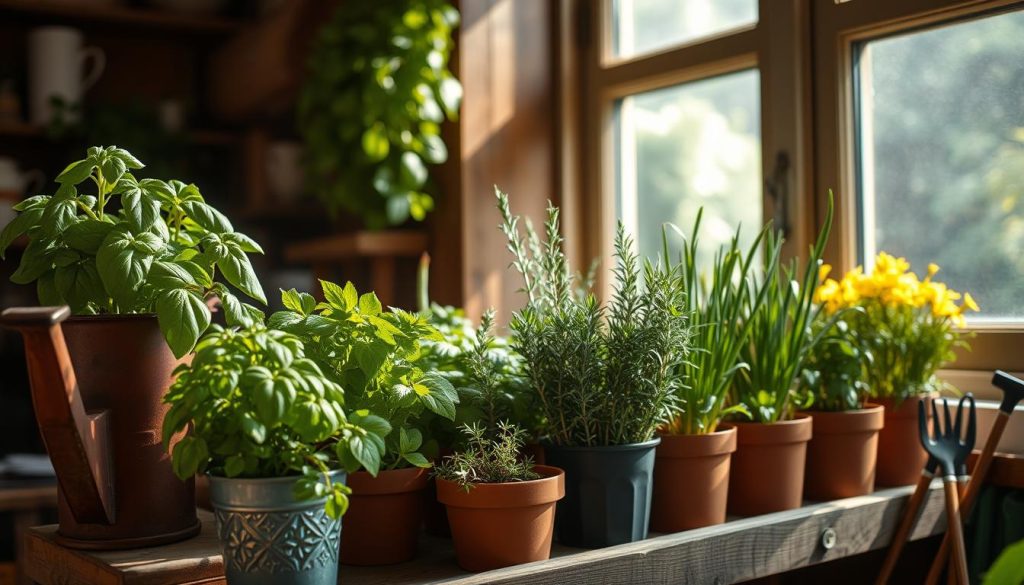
[
  {"left": 0, "top": 307, "right": 114, "bottom": 524},
  {"left": 875, "top": 471, "right": 934, "bottom": 585},
  {"left": 943, "top": 480, "right": 970, "bottom": 585}
]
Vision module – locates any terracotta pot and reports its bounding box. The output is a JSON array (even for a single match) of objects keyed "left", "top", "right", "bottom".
[
  {"left": 650, "top": 426, "right": 737, "bottom": 532},
  {"left": 437, "top": 465, "right": 565, "bottom": 572},
  {"left": 803, "top": 405, "right": 885, "bottom": 500},
  {"left": 728, "top": 414, "right": 812, "bottom": 516},
  {"left": 340, "top": 467, "right": 429, "bottom": 565},
  {"left": 875, "top": 394, "right": 934, "bottom": 486}
]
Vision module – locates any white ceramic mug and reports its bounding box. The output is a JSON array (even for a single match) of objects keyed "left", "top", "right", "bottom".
[
  {"left": 266, "top": 142, "right": 305, "bottom": 204},
  {"left": 28, "top": 26, "right": 106, "bottom": 126}
]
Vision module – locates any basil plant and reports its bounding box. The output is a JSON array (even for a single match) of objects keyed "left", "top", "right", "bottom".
[{"left": 0, "top": 146, "right": 266, "bottom": 357}]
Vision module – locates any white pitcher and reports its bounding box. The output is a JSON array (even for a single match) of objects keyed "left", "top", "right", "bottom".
[{"left": 28, "top": 26, "right": 106, "bottom": 126}]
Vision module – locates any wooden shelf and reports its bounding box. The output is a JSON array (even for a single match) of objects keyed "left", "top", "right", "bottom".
[
  {"left": 969, "top": 451, "right": 1024, "bottom": 489},
  {"left": 23, "top": 485, "right": 949, "bottom": 585},
  {"left": 0, "top": 0, "right": 242, "bottom": 35},
  {"left": 286, "top": 231, "right": 429, "bottom": 264},
  {"left": 0, "top": 122, "right": 238, "bottom": 147}
]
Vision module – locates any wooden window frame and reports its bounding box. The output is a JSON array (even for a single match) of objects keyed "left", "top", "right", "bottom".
[{"left": 561, "top": 0, "right": 1024, "bottom": 389}]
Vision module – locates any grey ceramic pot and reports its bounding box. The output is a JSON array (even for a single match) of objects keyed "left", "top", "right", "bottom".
[{"left": 209, "top": 471, "right": 346, "bottom": 585}]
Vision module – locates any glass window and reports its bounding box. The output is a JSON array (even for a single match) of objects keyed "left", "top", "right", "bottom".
[
  {"left": 612, "top": 0, "right": 758, "bottom": 59},
  {"left": 616, "top": 69, "right": 762, "bottom": 267},
  {"left": 856, "top": 10, "right": 1024, "bottom": 321}
]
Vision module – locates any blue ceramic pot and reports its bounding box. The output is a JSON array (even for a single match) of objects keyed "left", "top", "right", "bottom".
[{"left": 209, "top": 471, "right": 345, "bottom": 585}]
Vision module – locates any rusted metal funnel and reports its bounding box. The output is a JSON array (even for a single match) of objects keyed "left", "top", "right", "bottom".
[{"left": 1, "top": 306, "right": 199, "bottom": 550}]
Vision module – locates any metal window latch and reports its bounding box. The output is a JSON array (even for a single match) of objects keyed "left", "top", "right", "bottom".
[{"left": 765, "top": 150, "right": 791, "bottom": 238}]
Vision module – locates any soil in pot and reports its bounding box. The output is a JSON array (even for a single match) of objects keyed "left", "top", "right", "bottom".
[
  {"left": 437, "top": 465, "right": 565, "bottom": 572},
  {"left": 650, "top": 426, "right": 737, "bottom": 532},
  {"left": 875, "top": 394, "right": 933, "bottom": 487},
  {"left": 804, "top": 405, "right": 885, "bottom": 500},
  {"left": 544, "top": 438, "right": 659, "bottom": 548},
  {"left": 210, "top": 472, "right": 345, "bottom": 585},
  {"left": 340, "top": 466, "right": 429, "bottom": 565},
  {"left": 728, "top": 414, "right": 812, "bottom": 516}
]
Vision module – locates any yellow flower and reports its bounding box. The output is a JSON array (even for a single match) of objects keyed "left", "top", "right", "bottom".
[
  {"left": 962, "top": 292, "right": 980, "bottom": 312},
  {"left": 926, "top": 263, "right": 940, "bottom": 281},
  {"left": 815, "top": 278, "right": 840, "bottom": 311},
  {"left": 818, "top": 264, "right": 832, "bottom": 283}
]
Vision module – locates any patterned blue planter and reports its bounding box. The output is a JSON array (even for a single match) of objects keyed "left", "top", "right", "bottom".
[{"left": 209, "top": 472, "right": 345, "bottom": 585}]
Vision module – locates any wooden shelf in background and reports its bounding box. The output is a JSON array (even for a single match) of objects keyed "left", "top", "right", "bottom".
[
  {"left": 0, "top": 0, "right": 242, "bottom": 34},
  {"left": 969, "top": 451, "right": 1024, "bottom": 489},
  {"left": 23, "top": 485, "right": 949, "bottom": 585},
  {"left": 286, "top": 231, "right": 429, "bottom": 264}
]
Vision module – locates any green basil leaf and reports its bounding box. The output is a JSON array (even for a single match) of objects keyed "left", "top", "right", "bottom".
[
  {"left": 11, "top": 239, "right": 56, "bottom": 285},
  {"left": 64, "top": 219, "right": 114, "bottom": 254},
  {"left": 0, "top": 207, "right": 44, "bottom": 258},
  {"left": 399, "top": 151, "right": 428, "bottom": 189},
  {"left": 96, "top": 227, "right": 156, "bottom": 306},
  {"left": 149, "top": 261, "right": 196, "bottom": 290},
  {"left": 111, "top": 147, "right": 145, "bottom": 170},
  {"left": 398, "top": 427, "right": 421, "bottom": 453},
  {"left": 100, "top": 156, "right": 127, "bottom": 185},
  {"left": 156, "top": 288, "right": 211, "bottom": 358},
  {"left": 56, "top": 158, "right": 95, "bottom": 185},
  {"left": 121, "top": 188, "right": 162, "bottom": 232},
  {"left": 36, "top": 270, "right": 62, "bottom": 306},
  {"left": 215, "top": 242, "right": 266, "bottom": 304},
  {"left": 348, "top": 435, "right": 381, "bottom": 476},
  {"left": 361, "top": 122, "right": 390, "bottom": 161},
  {"left": 13, "top": 195, "right": 50, "bottom": 212},
  {"left": 224, "top": 454, "right": 245, "bottom": 478},
  {"left": 403, "top": 452, "right": 430, "bottom": 468},
  {"left": 181, "top": 200, "right": 233, "bottom": 234},
  {"left": 220, "top": 291, "right": 256, "bottom": 328},
  {"left": 359, "top": 292, "right": 383, "bottom": 315},
  {"left": 224, "top": 232, "right": 264, "bottom": 254},
  {"left": 55, "top": 261, "right": 105, "bottom": 313},
  {"left": 170, "top": 436, "right": 208, "bottom": 480},
  {"left": 240, "top": 413, "right": 267, "bottom": 444}
]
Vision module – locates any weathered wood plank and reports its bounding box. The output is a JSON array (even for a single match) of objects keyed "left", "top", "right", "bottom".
[{"left": 25, "top": 484, "right": 945, "bottom": 585}]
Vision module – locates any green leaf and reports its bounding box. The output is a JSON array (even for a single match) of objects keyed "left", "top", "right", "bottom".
[
  {"left": 359, "top": 292, "right": 383, "bottom": 315},
  {"left": 148, "top": 261, "right": 196, "bottom": 290},
  {"left": 320, "top": 280, "right": 350, "bottom": 310},
  {"left": 983, "top": 539, "right": 1024, "bottom": 585},
  {"left": 348, "top": 435, "right": 381, "bottom": 475},
  {"left": 0, "top": 207, "right": 44, "bottom": 258},
  {"left": 386, "top": 195, "right": 410, "bottom": 225},
  {"left": 156, "top": 288, "right": 212, "bottom": 358},
  {"left": 224, "top": 454, "right": 245, "bottom": 477},
  {"left": 11, "top": 240, "right": 56, "bottom": 285},
  {"left": 357, "top": 414, "right": 392, "bottom": 439},
  {"left": 13, "top": 195, "right": 51, "bottom": 212},
  {"left": 181, "top": 201, "right": 233, "bottom": 234},
  {"left": 220, "top": 291, "right": 256, "bottom": 327},
  {"left": 399, "top": 427, "right": 422, "bottom": 453},
  {"left": 282, "top": 288, "right": 308, "bottom": 315},
  {"left": 224, "top": 232, "right": 264, "bottom": 254},
  {"left": 216, "top": 243, "right": 266, "bottom": 304},
  {"left": 56, "top": 159, "right": 95, "bottom": 185},
  {"left": 241, "top": 413, "right": 267, "bottom": 444},
  {"left": 403, "top": 452, "right": 431, "bottom": 468},
  {"left": 37, "top": 271, "right": 62, "bottom": 305},
  {"left": 399, "top": 151, "right": 428, "bottom": 189},
  {"left": 170, "top": 436, "right": 208, "bottom": 480},
  {"left": 96, "top": 226, "right": 156, "bottom": 306},
  {"left": 121, "top": 188, "right": 162, "bottom": 232},
  {"left": 55, "top": 262, "right": 104, "bottom": 312},
  {"left": 421, "top": 134, "right": 448, "bottom": 164},
  {"left": 111, "top": 147, "right": 145, "bottom": 169},
  {"left": 361, "top": 123, "right": 390, "bottom": 161},
  {"left": 38, "top": 194, "right": 79, "bottom": 238},
  {"left": 438, "top": 78, "right": 463, "bottom": 114},
  {"left": 64, "top": 219, "right": 114, "bottom": 254},
  {"left": 100, "top": 156, "right": 127, "bottom": 185}
]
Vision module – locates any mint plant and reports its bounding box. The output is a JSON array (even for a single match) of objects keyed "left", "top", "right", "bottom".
[
  {"left": 162, "top": 325, "right": 390, "bottom": 518},
  {"left": 0, "top": 146, "right": 266, "bottom": 357},
  {"left": 269, "top": 281, "right": 458, "bottom": 473}
]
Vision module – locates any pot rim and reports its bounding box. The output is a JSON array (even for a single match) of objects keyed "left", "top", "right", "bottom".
[
  {"left": 207, "top": 469, "right": 346, "bottom": 511},
  {"left": 731, "top": 412, "right": 813, "bottom": 445},
  {"left": 803, "top": 403, "right": 885, "bottom": 434},
  {"left": 542, "top": 437, "right": 661, "bottom": 452},
  {"left": 876, "top": 393, "right": 937, "bottom": 418},
  {"left": 656, "top": 425, "right": 737, "bottom": 458},
  {"left": 437, "top": 465, "right": 565, "bottom": 509},
  {"left": 347, "top": 466, "right": 430, "bottom": 495}
]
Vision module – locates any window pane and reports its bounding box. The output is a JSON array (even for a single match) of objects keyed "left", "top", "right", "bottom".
[
  {"left": 612, "top": 0, "right": 757, "bottom": 59},
  {"left": 617, "top": 70, "right": 762, "bottom": 267},
  {"left": 856, "top": 10, "right": 1024, "bottom": 321}
]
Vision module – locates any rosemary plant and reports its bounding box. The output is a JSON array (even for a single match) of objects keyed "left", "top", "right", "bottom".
[
  {"left": 498, "top": 189, "right": 690, "bottom": 447},
  {"left": 732, "top": 193, "right": 836, "bottom": 423},
  {"left": 664, "top": 211, "right": 772, "bottom": 435}
]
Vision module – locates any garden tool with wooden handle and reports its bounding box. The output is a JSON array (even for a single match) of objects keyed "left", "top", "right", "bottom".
[
  {"left": 918, "top": 396, "right": 974, "bottom": 585},
  {"left": 876, "top": 394, "right": 974, "bottom": 585},
  {"left": 924, "top": 371, "right": 1024, "bottom": 585}
]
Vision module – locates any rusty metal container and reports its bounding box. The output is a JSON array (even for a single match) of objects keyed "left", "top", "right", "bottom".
[{"left": 1, "top": 306, "right": 200, "bottom": 550}]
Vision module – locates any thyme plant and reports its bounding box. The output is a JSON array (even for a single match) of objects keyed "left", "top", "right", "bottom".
[
  {"left": 498, "top": 190, "right": 690, "bottom": 447},
  {"left": 434, "top": 422, "right": 539, "bottom": 492}
]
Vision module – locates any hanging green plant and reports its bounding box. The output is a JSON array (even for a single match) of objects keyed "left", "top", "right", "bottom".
[{"left": 299, "top": 0, "right": 462, "bottom": 228}]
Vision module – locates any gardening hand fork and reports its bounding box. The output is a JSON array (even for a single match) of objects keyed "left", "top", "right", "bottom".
[
  {"left": 925, "top": 372, "right": 1024, "bottom": 585},
  {"left": 919, "top": 396, "right": 974, "bottom": 585}
]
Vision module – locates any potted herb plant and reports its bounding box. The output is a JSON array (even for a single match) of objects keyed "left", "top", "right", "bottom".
[
  {"left": 163, "top": 324, "right": 389, "bottom": 585},
  {"left": 814, "top": 254, "right": 978, "bottom": 486},
  {"left": 728, "top": 196, "right": 834, "bottom": 516},
  {"left": 0, "top": 146, "right": 265, "bottom": 547},
  {"left": 798, "top": 315, "right": 884, "bottom": 500},
  {"left": 269, "top": 282, "right": 458, "bottom": 565},
  {"left": 299, "top": 1, "right": 462, "bottom": 227},
  {"left": 651, "top": 214, "right": 770, "bottom": 531},
  {"left": 499, "top": 191, "right": 690, "bottom": 548},
  {"left": 435, "top": 422, "right": 564, "bottom": 572}
]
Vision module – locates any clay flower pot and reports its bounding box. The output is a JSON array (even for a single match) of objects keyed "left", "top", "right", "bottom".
[
  {"left": 339, "top": 466, "right": 430, "bottom": 565},
  {"left": 650, "top": 426, "right": 737, "bottom": 532},
  {"left": 544, "top": 438, "right": 659, "bottom": 547},
  {"left": 804, "top": 405, "right": 885, "bottom": 500},
  {"left": 728, "top": 414, "right": 812, "bottom": 516},
  {"left": 437, "top": 465, "right": 565, "bottom": 572},
  {"left": 875, "top": 394, "right": 934, "bottom": 486}
]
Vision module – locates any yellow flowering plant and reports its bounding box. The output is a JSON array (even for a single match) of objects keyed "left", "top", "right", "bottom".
[{"left": 814, "top": 253, "right": 979, "bottom": 402}]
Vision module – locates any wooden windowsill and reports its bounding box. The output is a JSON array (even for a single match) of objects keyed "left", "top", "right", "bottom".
[{"left": 24, "top": 484, "right": 948, "bottom": 585}]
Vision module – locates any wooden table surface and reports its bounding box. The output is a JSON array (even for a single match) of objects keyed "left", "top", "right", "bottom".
[{"left": 23, "top": 483, "right": 950, "bottom": 585}]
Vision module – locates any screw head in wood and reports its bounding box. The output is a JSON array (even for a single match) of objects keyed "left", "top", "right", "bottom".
[{"left": 821, "top": 527, "right": 838, "bottom": 550}]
